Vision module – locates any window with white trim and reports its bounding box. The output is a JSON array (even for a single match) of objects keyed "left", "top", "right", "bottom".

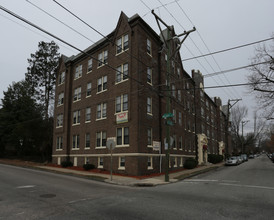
[
  {"left": 85, "top": 133, "right": 90, "bottom": 148},
  {"left": 58, "top": 71, "right": 65, "bottom": 85},
  {"left": 119, "top": 156, "right": 125, "bottom": 169},
  {"left": 73, "top": 110, "right": 81, "bottom": 125},
  {"left": 147, "top": 67, "right": 152, "bottom": 84},
  {"left": 72, "top": 134, "right": 80, "bottom": 149},
  {"left": 56, "top": 136, "right": 63, "bottom": 150},
  {"left": 56, "top": 114, "right": 63, "bottom": 127},
  {"left": 177, "top": 67, "right": 180, "bottom": 78},
  {"left": 96, "top": 103, "right": 107, "bottom": 120},
  {"left": 148, "top": 157, "right": 153, "bottom": 169},
  {"left": 117, "top": 127, "right": 129, "bottom": 146},
  {"left": 97, "top": 76, "right": 107, "bottom": 93},
  {"left": 147, "top": 97, "right": 152, "bottom": 115},
  {"left": 116, "top": 63, "right": 128, "bottom": 83},
  {"left": 116, "top": 34, "right": 129, "bottom": 54},
  {"left": 74, "top": 65, "right": 82, "bottom": 79},
  {"left": 116, "top": 94, "right": 128, "bottom": 113},
  {"left": 98, "top": 157, "right": 104, "bottom": 168},
  {"left": 147, "top": 128, "right": 152, "bottom": 146},
  {"left": 86, "top": 82, "right": 92, "bottom": 97},
  {"left": 147, "top": 39, "right": 152, "bottom": 55},
  {"left": 57, "top": 92, "right": 64, "bottom": 106},
  {"left": 179, "top": 136, "right": 183, "bottom": 150},
  {"left": 179, "top": 112, "right": 182, "bottom": 126},
  {"left": 178, "top": 90, "right": 181, "bottom": 101},
  {"left": 73, "top": 87, "right": 81, "bottom": 101},
  {"left": 98, "top": 50, "right": 108, "bottom": 67},
  {"left": 96, "top": 131, "right": 106, "bottom": 148},
  {"left": 85, "top": 107, "right": 91, "bottom": 122},
  {"left": 172, "top": 84, "right": 176, "bottom": 97},
  {"left": 173, "top": 135, "right": 177, "bottom": 149},
  {"left": 87, "top": 59, "right": 92, "bottom": 72}
]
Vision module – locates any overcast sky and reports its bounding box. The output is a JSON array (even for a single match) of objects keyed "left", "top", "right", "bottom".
[{"left": 0, "top": 0, "right": 273, "bottom": 132}]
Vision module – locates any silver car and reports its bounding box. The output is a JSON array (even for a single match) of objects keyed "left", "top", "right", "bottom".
[{"left": 225, "top": 156, "right": 239, "bottom": 166}]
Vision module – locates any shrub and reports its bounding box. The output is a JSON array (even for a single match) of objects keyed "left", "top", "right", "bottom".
[
  {"left": 61, "top": 161, "right": 73, "bottom": 168},
  {"left": 208, "top": 154, "right": 224, "bottom": 164},
  {"left": 83, "top": 163, "right": 95, "bottom": 170},
  {"left": 184, "top": 158, "right": 198, "bottom": 169}
]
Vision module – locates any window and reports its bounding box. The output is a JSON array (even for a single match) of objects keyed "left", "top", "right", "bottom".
[
  {"left": 74, "top": 65, "right": 82, "bottom": 79},
  {"left": 57, "top": 92, "right": 64, "bottom": 106},
  {"left": 201, "top": 107, "right": 205, "bottom": 118},
  {"left": 116, "top": 94, "right": 128, "bottom": 113},
  {"left": 173, "top": 109, "right": 176, "bottom": 123},
  {"left": 56, "top": 136, "right": 63, "bottom": 150},
  {"left": 117, "top": 127, "right": 129, "bottom": 146},
  {"left": 147, "top": 128, "right": 152, "bottom": 146},
  {"left": 147, "top": 39, "right": 152, "bottom": 55},
  {"left": 173, "top": 135, "right": 177, "bottom": 149},
  {"left": 119, "top": 157, "right": 125, "bottom": 170},
  {"left": 97, "top": 76, "right": 107, "bottom": 93},
  {"left": 96, "top": 103, "right": 107, "bottom": 120},
  {"left": 56, "top": 114, "right": 63, "bottom": 127},
  {"left": 147, "top": 67, "right": 152, "bottom": 84},
  {"left": 98, "top": 50, "right": 108, "bottom": 67},
  {"left": 98, "top": 157, "right": 104, "bottom": 168},
  {"left": 73, "top": 87, "right": 81, "bottom": 101},
  {"left": 58, "top": 71, "right": 65, "bottom": 85},
  {"left": 73, "top": 110, "right": 81, "bottom": 125},
  {"left": 147, "top": 97, "right": 152, "bottom": 115},
  {"left": 86, "top": 82, "right": 92, "bottom": 97},
  {"left": 72, "top": 135, "right": 80, "bottom": 149},
  {"left": 87, "top": 59, "right": 92, "bottom": 72},
  {"left": 85, "top": 107, "right": 91, "bottom": 122},
  {"left": 148, "top": 157, "right": 153, "bottom": 169},
  {"left": 172, "top": 84, "right": 176, "bottom": 97},
  {"left": 178, "top": 90, "right": 181, "bottom": 101},
  {"left": 116, "top": 34, "right": 129, "bottom": 54},
  {"left": 96, "top": 131, "right": 106, "bottom": 148},
  {"left": 116, "top": 63, "right": 128, "bottom": 83},
  {"left": 85, "top": 133, "right": 90, "bottom": 148},
  {"left": 179, "top": 112, "right": 182, "bottom": 126},
  {"left": 179, "top": 136, "right": 183, "bottom": 150},
  {"left": 177, "top": 68, "right": 180, "bottom": 78}
]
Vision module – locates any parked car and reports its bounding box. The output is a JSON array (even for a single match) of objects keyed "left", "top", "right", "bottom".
[
  {"left": 249, "top": 154, "right": 254, "bottom": 159},
  {"left": 225, "top": 156, "right": 239, "bottom": 166},
  {"left": 236, "top": 156, "right": 243, "bottom": 164}
]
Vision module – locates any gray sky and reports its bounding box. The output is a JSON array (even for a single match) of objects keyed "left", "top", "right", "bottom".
[{"left": 1, "top": 0, "right": 273, "bottom": 132}]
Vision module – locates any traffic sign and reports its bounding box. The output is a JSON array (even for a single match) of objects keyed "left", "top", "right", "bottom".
[
  {"left": 162, "top": 112, "right": 174, "bottom": 119},
  {"left": 106, "top": 137, "right": 116, "bottom": 150}
]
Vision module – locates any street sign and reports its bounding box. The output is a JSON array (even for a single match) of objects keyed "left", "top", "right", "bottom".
[
  {"left": 106, "top": 137, "right": 116, "bottom": 150},
  {"left": 162, "top": 112, "right": 174, "bottom": 119},
  {"left": 153, "top": 141, "right": 161, "bottom": 151},
  {"left": 166, "top": 120, "right": 174, "bottom": 126}
]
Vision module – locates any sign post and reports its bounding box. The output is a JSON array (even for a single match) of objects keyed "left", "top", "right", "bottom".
[{"left": 106, "top": 137, "right": 116, "bottom": 181}]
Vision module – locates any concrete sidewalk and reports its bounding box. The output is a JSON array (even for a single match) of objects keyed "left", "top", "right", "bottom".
[{"left": 36, "top": 162, "right": 225, "bottom": 187}]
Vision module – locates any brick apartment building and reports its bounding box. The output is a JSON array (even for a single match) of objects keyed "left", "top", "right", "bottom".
[{"left": 52, "top": 12, "right": 228, "bottom": 176}]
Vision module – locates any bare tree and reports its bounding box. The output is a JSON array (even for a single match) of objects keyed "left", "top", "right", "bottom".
[{"left": 248, "top": 35, "right": 274, "bottom": 119}]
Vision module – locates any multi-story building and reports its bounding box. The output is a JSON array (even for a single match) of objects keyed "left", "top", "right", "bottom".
[{"left": 52, "top": 12, "right": 228, "bottom": 176}]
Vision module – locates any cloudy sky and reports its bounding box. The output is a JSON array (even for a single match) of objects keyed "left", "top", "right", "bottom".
[{"left": 0, "top": 0, "right": 273, "bottom": 132}]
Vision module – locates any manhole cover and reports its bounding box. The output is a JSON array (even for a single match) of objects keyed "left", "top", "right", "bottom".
[{"left": 40, "top": 194, "right": 56, "bottom": 198}]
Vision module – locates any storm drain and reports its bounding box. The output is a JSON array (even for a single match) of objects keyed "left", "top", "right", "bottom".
[{"left": 39, "top": 194, "right": 56, "bottom": 198}]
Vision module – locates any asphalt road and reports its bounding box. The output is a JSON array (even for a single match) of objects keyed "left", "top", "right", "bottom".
[{"left": 0, "top": 155, "right": 274, "bottom": 219}]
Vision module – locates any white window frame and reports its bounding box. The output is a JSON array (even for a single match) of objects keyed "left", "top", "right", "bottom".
[
  {"left": 72, "top": 134, "right": 80, "bottom": 149},
  {"left": 116, "top": 34, "right": 129, "bottom": 54},
  {"left": 85, "top": 133, "right": 90, "bottom": 149},
  {"left": 115, "top": 94, "right": 128, "bottom": 113},
  {"left": 97, "top": 76, "right": 107, "bottom": 93},
  {"left": 147, "top": 39, "right": 152, "bottom": 55},
  {"left": 116, "top": 63, "right": 128, "bottom": 84},
  {"left": 74, "top": 65, "right": 82, "bottom": 79},
  {"left": 56, "top": 114, "right": 63, "bottom": 127},
  {"left": 119, "top": 156, "right": 125, "bottom": 170},
  {"left": 56, "top": 136, "right": 63, "bottom": 150},
  {"left": 86, "top": 82, "right": 92, "bottom": 97},
  {"left": 147, "top": 128, "right": 152, "bottom": 147},
  {"left": 57, "top": 92, "right": 64, "bottom": 106},
  {"left": 85, "top": 107, "right": 91, "bottom": 122},
  {"left": 73, "top": 87, "right": 81, "bottom": 102},
  {"left": 98, "top": 157, "right": 104, "bottom": 168},
  {"left": 179, "top": 136, "right": 183, "bottom": 150},
  {"left": 98, "top": 50, "right": 108, "bottom": 67},
  {"left": 148, "top": 157, "right": 153, "bottom": 170},
  {"left": 96, "top": 103, "right": 107, "bottom": 120},
  {"left": 96, "top": 131, "right": 107, "bottom": 148},
  {"left": 147, "top": 97, "right": 152, "bottom": 115},
  {"left": 179, "top": 112, "right": 182, "bottom": 126},
  {"left": 116, "top": 127, "right": 129, "bottom": 147},
  {"left": 87, "top": 59, "right": 92, "bottom": 73},
  {"left": 58, "top": 71, "right": 65, "bottom": 85},
  {"left": 73, "top": 110, "right": 81, "bottom": 125},
  {"left": 147, "top": 67, "right": 152, "bottom": 85}
]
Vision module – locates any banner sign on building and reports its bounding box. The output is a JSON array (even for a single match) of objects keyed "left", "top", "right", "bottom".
[{"left": 116, "top": 112, "right": 128, "bottom": 124}]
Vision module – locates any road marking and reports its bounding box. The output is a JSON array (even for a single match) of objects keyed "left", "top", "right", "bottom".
[
  {"left": 68, "top": 198, "right": 90, "bottom": 204},
  {"left": 16, "top": 185, "right": 36, "bottom": 189},
  {"left": 219, "top": 183, "right": 274, "bottom": 191},
  {"left": 184, "top": 179, "right": 218, "bottom": 182}
]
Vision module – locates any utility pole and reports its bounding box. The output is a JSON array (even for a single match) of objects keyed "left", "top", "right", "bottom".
[
  {"left": 241, "top": 120, "right": 249, "bottom": 153},
  {"left": 225, "top": 99, "right": 241, "bottom": 157},
  {"left": 152, "top": 10, "right": 195, "bottom": 182}
]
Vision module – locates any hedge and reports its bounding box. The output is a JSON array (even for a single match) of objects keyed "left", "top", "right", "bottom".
[
  {"left": 208, "top": 154, "right": 224, "bottom": 164},
  {"left": 183, "top": 158, "right": 198, "bottom": 169}
]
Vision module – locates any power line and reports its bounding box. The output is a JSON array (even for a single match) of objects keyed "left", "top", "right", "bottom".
[{"left": 182, "top": 37, "right": 274, "bottom": 62}]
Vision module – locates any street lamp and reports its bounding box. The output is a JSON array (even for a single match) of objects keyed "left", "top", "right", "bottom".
[{"left": 241, "top": 120, "right": 249, "bottom": 153}]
